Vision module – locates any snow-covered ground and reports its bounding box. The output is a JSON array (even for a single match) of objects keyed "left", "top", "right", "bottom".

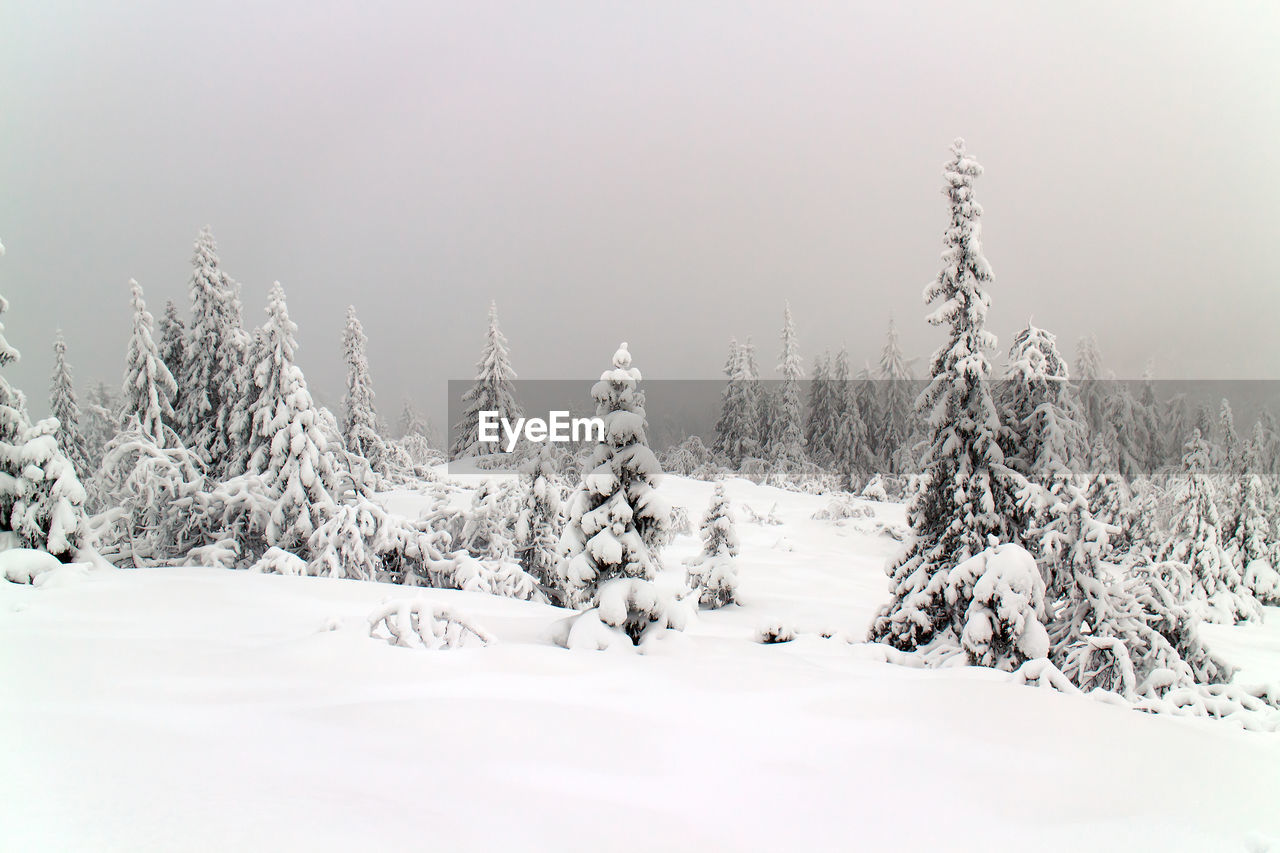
[{"left": 3, "top": 475, "right": 1278, "bottom": 852}]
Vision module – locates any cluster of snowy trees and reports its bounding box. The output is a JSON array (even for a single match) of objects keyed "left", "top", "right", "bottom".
[
  {"left": 3, "top": 136, "right": 1275, "bottom": 687},
  {"left": 863, "top": 139, "right": 1278, "bottom": 714}
]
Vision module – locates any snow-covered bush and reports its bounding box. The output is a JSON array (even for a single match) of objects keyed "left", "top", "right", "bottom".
[
  {"left": 667, "top": 506, "right": 692, "bottom": 538},
  {"left": 740, "top": 503, "right": 782, "bottom": 526},
  {"left": 685, "top": 483, "right": 739, "bottom": 608},
  {"left": 944, "top": 543, "right": 1049, "bottom": 671},
  {"left": 94, "top": 422, "right": 206, "bottom": 567},
  {"left": 756, "top": 621, "right": 796, "bottom": 644},
  {"left": 1244, "top": 559, "right": 1280, "bottom": 606},
  {"left": 811, "top": 495, "right": 873, "bottom": 521},
  {"left": 250, "top": 547, "right": 306, "bottom": 576},
  {"left": 595, "top": 577, "right": 686, "bottom": 645},
  {"left": 1, "top": 547, "right": 63, "bottom": 585},
  {"left": 860, "top": 474, "right": 888, "bottom": 502},
  {"left": 369, "top": 599, "right": 493, "bottom": 649}
]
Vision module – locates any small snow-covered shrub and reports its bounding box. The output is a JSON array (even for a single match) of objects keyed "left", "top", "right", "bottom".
[
  {"left": 944, "top": 543, "right": 1049, "bottom": 671},
  {"left": 740, "top": 503, "right": 782, "bottom": 526},
  {"left": 595, "top": 578, "right": 686, "bottom": 646},
  {"left": 860, "top": 474, "right": 888, "bottom": 502},
  {"left": 1244, "top": 559, "right": 1280, "bottom": 606},
  {"left": 185, "top": 537, "right": 240, "bottom": 569},
  {"left": 1059, "top": 636, "right": 1137, "bottom": 697},
  {"left": 685, "top": 484, "right": 740, "bottom": 608},
  {"left": 250, "top": 547, "right": 306, "bottom": 576},
  {"left": 368, "top": 599, "right": 492, "bottom": 649},
  {"left": 0, "top": 547, "right": 62, "bottom": 585},
  {"left": 811, "top": 496, "right": 873, "bottom": 521},
  {"left": 668, "top": 505, "right": 692, "bottom": 537},
  {"left": 756, "top": 621, "right": 796, "bottom": 644}
]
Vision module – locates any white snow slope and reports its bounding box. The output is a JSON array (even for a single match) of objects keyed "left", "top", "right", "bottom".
[{"left": 3, "top": 475, "right": 1278, "bottom": 852}]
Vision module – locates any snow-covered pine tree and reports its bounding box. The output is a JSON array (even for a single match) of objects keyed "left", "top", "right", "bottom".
[
  {"left": 685, "top": 482, "right": 739, "bottom": 608},
  {"left": 398, "top": 398, "right": 428, "bottom": 440},
  {"left": 1138, "top": 363, "right": 1165, "bottom": 472},
  {"left": 245, "top": 283, "right": 340, "bottom": 554},
  {"left": 515, "top": 447, "right": 563, "bottom": 592},
  {"left": 157, "top": 299, "right": 185, "bottom": 423},
  {"left": 1219, "top": 398, "right": 1241, "bottom": 473},
  {"left": 1229, "top": 431, "right": 1272, "bottom": 579},
  {"left": 1003, "top": 323, "right": 1084, "bottom": 479},
  {"left": 1162, "top": 394, "right": 1191, "bottom": 468},
  {"left": 1104, "top": 384, "right": 1150, "bottom": 482},
  {"left": 1158, "top": 430, "right": 1260, "bottom": 624},
  {"left": 449, "top": 301, "right": 522, "bottom": 459},
  {"left": 713, "top": 338, "right": 761, "bottom": 467},
  {"left": 8, "top": 416, "right": 89, "bottom": 561},
  {"left": 1073, "top": 335, "right": 1111, "bottom": 466},
  {"left": 869, "top": 138, "right": 1024, "bottom": 651},
  {"left": 768, "top": 301, "right": 805, "bottom": 462},
  {"left": 1002, "top": 323, "right": 1092, "bottom": 568},
  {"left": 121, "top": 280, "right": 180, "bottom": 447},
  {"left": 804, "top": 350, "right": 834, "bottom": 466},
  {"left": 877, "top": 315, "right": 916, "bottom": 472},
  {"left": 828, "top": 347, "right": 871, "bottom": 485},
  {"left": 0, "top": 272, "right": 29, "bottom": 531},
  {"left": 177, "top": 228, "right": 250, "bottom": 475},
  {"left": 0, "top": 279, "right": 87, "bottom": 559},
  {"left": 555, "top": 342, "right": 669, "bottom": 610},
  {"left": 341, "top": 305, "right": 390, "bottom": 474},
  {"left": 49, "top": 331, "right": 93, "bottom": 478}
]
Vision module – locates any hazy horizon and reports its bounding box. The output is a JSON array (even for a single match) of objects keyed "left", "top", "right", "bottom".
[{"left": 3, "top": 1, "right": 1278, "bottom": 420}]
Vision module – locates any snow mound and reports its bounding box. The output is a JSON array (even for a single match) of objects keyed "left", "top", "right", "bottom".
[{"left": 1, "top": 548, "right": 63, "bottom": 585}]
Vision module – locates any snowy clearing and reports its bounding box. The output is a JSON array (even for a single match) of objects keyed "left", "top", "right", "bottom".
[{"left": 3, "top": 476, "right": 1278, "bottom": 852}]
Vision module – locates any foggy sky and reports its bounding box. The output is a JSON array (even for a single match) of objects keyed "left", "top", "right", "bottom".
[{"left": 3, "top": 1, "right": 1278, "bottom": 421}]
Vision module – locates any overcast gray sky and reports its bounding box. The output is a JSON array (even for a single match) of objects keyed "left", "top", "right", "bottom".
[{"left": 2, "top": 1, "right": 1278, "bottom": 419}]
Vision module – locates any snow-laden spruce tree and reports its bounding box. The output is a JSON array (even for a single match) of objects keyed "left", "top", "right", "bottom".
[
  {"left": 49, "top": 331, "right": 93, "bottom": 478},
  {"left": 8, "top": 417, "right": 89, "bottom": 561},
  {"left": 804, "top": 350, "right": 834, "bottom": 465},
  {"left": 1158, "top": 430, "right": 1260, "bottom": 624},
  {"left": 685, "top": 482, "right": 739, "bottom": 608},
  {"left": 1, "top": 258, "right": 89, "bottom": 560},
  {"left": 399, "top": 398, "right": 428, "bottom": 440},
  {"left": 1219, "top": 398, "right": 1241, "bottom": 472},
  {"left": 828, "top": 347, "right": 871, "bottom": 485},
  {"left": 121, "top": 280, "right": 180, "bottom": 447},
  {"left": 1104, "top": 384, "right": 1150, "bottom": 482},
  {"left": 177, "top": 227, "right": 250, "bottom": 474},
  {"left": 868, "top": 138, "right": 1024, "bottom": 651},
  {"left": 1074, "top": 335, "right": 1107, "bottom": 445},
  {"left": 876, "top": 315, "right": 916, "bottom": 472},
  {"left": 1229, "top": 433, "right": 1272, "bottom": 585},
  {"left": 449, "top": 301, "right": 522, "bottom": 459},
  {"left": 341, "top": 305, "right": 390, "bottom": 474},
  {"left": 1003, "top": 323, "right": 1085, "bottom": 480},
  {"left": 515, "top": 447, "right": 563, "bottom": 591},
  {"left": 0, "top": 289, "right": 25, "bottom": 530},
  {"left": 714, "top": 338, "right": 761, "bottom": 466},
  {"left": 157, "top": 299, "right": 185, "bottom": 423},
  {"left": 555, "top": 342, "right": 670, "bottom": 610},
  {"left": 768, "top": 301, "right": 805, "bottom": 462},
  {"left": 245, "top": 283, "right": 340, "bottom": 554}
]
